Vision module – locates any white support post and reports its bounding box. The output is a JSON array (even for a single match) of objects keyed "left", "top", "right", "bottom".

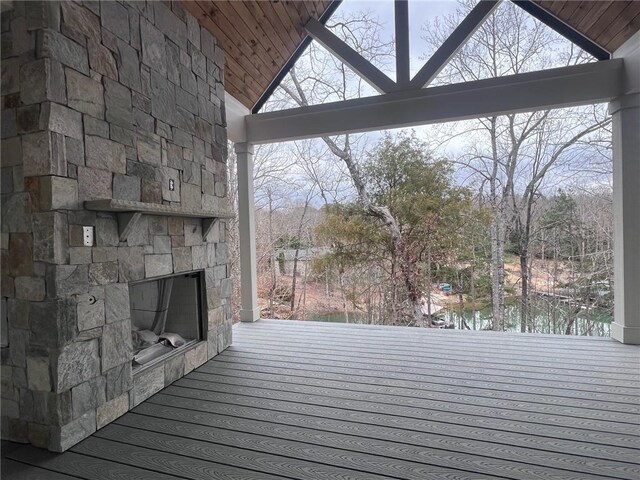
[
  {"left": 611, "top": 32, "right": 640, "bottom": 344},
  {"left": 235, "top": 142, "right": 259, "bottom": 322}
]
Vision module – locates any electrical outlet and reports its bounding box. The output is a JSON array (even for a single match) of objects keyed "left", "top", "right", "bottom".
[
  {"left": 169, "top": 179, "right": 175, "bottom": 191},
  {"left": 83, "top": 226, "right": 94, "bottom": 247}
]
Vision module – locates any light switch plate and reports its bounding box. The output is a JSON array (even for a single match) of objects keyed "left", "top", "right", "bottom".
[{"left": 83, "top": 226, "right": 94, "bottom": 246}]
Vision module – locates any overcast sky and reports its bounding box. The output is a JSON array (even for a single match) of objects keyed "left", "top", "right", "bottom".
[{"left": 336, "top": 0, "right": 461, "bottom": 77}]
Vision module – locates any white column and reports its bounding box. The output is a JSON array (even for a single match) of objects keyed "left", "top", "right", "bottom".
[
  {"left": 611, "top": 32, "right": 640, "bottom": 344},
  {"left": 235, "top": 142, "right": 259, "bottom": 322}
]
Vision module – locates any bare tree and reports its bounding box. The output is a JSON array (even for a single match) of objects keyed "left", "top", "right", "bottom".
[{"left": 422, "top": 1, "right": 611, "bottom": 331}]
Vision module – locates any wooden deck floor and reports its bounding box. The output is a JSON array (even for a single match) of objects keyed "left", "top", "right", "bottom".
[{"left": 3, "top": 319, "right": 640, "bottom": 479}]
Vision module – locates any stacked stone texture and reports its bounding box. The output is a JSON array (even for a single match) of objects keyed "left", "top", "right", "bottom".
[{"left": 1, "top": 0, "right": 232, "bottom": 451}]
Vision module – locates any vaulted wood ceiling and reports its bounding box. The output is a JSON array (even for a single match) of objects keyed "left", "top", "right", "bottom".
[
  {"left": 183, "top": 1, "right": 640, "bottom": 112},
  {"left": 533, "top": 1, "right": 640, "bottom": 53}
]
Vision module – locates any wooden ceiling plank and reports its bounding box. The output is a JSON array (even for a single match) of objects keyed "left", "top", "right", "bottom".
[
  {"left": 606, "top": 10, "right": 640, "bottom": 51},
  {"left": 183, "top": 2, "right": 268, "bottom": 82},
  {"left": 253, "top": 2, "right": 297, "bottom": 53},
  {"left": 596, "top": 2, "right": 640, "bottom": 49},
  {"left": 240, "top": 1, "right": 293, "bottom": 63},
  {"left": 183, "top": 1, "right": 271, "bottom": 103},
  {"left": 555, "top": 1, "right": 584, "bottom": 22},
  {"left": 577, "top": 1, "right": 619, "bottom": 33},
  {"left": 214, "top": 2, "right": 282, "bottom": 76},
  {"left": 585, "top": 1, "right": 631, "bottom": 40},
  {"left": 198, "top": 1, "right": 281, "bottom": 79},
  {"left": 279, "top": 1, "right": 308, "bottom": 40},
  {"left": 271, "top": 1, "right": 304, "bottom": 45},
  {"left": 568, "top": 1, "right": 600, "bottom": 28}
]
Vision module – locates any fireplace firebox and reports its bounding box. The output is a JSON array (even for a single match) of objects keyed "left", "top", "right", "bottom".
[{"left": 129, "top": 271, "right": 205, "bottom": 372}]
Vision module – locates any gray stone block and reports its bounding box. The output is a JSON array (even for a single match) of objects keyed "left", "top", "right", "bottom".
[
  {"left": 172, "top": 247, "right": 192, "bottom": 273},
  {"left": 140, "top": 18, "right": 166, "bottom": 77},
  {"left": 71, "top": 376, "right": 105, "bottom": 419},
  {"left": 66, "top": 68, "right": 104, "bottom": 118},
  {"left": 77, "top": 167, "right": 112, "bottom": 202},
  {"left": 186, "top": 13, "right": 200, "bottom": 49},
  {"left": 132, "top": 91, "right": 151, "bottom": 113},
  {"left": 180, "top": 64, "right": 197, "bottom": 96},
  {"left": 85, "top": 135, "right": 126, "bottom": 173},
  {"left": 101, "top": 0, "right": 129, "bottom": 42},
  {"left": 28, "top": 298, "right": 75, "bottom": 349},
  {"left": 118, "top": 246, "right": 145, "bottom": 281},
  {"left": 184, "top": 218, "right": 202, "bottom": 247},
  {"left": 46, "top": 264, "right": 89, "bottom": 297},
  {"left": 95, "top": 215, "right": 120, "bottom": 247},
  {"left": 32, "top": 211, "right": 68, "bottom": 264},
  {"left": 191, "top": 49, "right": 207, "bottom": 79},
  {"left": 15, "top": 277, "right": 45, "bottom": 301},
  {"left": 130, "top": 364, "right": 163, "bottom": 407},
  {"left": 133, "top": 108, "right": 154, "bottom": 131},
  {"left": 150, "top": 71, "right": 175, "bottom": 125},
  {"left": 50, "top": 410, "right": 96, "bottom": 452},
  {"left": 113, "top": 174, "right": 141, "bottom": 202},
  {"left": 163, "top": 142, "right": 183, "bottom": 169},
  {"left": 70, "top": 246, "right": 91, "bottom": 264},
  {"left": 92, "top": 246, "right": 118, "bottom": 263},
  {"left": 101, "top": 321, "right": 131, "bottom": 373},
  {"left": 200, "top": 27, "right": 217, "bottom": 62},
  {"left": 128, "top": 6, "right": 141, "bottom": 50},
  {"left": 104, "top": 78, "right": 133, "bottom": 129},
  {"left": 180, "top": 182, "right": 200, "bottom": 209},
  {"left": 53, "top": 339, "right": 100, "bottom": 393},
  {"left": 84, "top": 115, "right": 109, "bottom": 138},
  {"left": 61, "top": 2, "right": 101, "bottom": 44},
  {"left": 148, "top": 217, "right": 168, "bottom": 235},
  {"left": 154, "top": 1, "right": 186, "bottom": 50},
  {"left": 16, "top": 104, "right": 40, "bottom": 134},
  {"left": 116, "top": 38, "right": 141, "bottom": 92},
  {"left": 177, "top": 87, "right": 197, "bottom": 114},
  {"left": 88, "top": 262, "right": 118, "bottom": 285},
  {"left": 144, "top": 254, "right": 172, "bottom": 278},
  {"left": 105, "top": 362, "right": 132, "bottom": 401},
  {"left": 140, "top": 180, "right": 161, "bottom": 206},
  {"left": 38, "top": 29, "right": 89, "bottom": 75},
  {"left": 165, "top": 39, "right": 180, "bottom": 85},
  {"left": 164, "top": 354, "right": 184, "bottom": 385},
  {"left": 153, "top": 235, "right": 171, "bottom": 254},
  {"left": 104, "top": 283, "right": 129, "bottom": 324},
  {"left": 77, "top": 295, "right": 105, "bottom": 331},
  {"left": 125, "top": 214, "right": 148, "bottom": 246},
  {"left": 87, "top": 39, "right": 117, "bottom": 80},
  {"left": 1, "top": 108, "right": 16, "bottom": 139},
  {"left": 39, "top": 175, "right": 79, "bottom": 210},
  {"left": 65, "top": 136, "right": 85, "bottom": 166},
  {"left": 192, "top": 244, "right": 207, "bottom": 270},
  {"left": 96, "top": 392, "right": 128, "bottom": 429},
  {"left": 27, "top": 356, "right": 51, "bottom": 392},
  {"left": 39, "top": 102, "right": 83, "bottom": 140},
  {"left": 184, "top": 341, "right": 207, "bottom": 373},
  {"left": 174, "top": 108, "right": 195, "bottom": 136},
  {"left": 136, "top": 136, "right": 161, "bottom": 165},
  {"left": 2, "top": 58, "right": 20, "bottom": 96},
  {"left": 1, "top": 137, "right": 22, "bottom": 168},
  {"left": 22, "top": 131, "right": 65, "bottom": 177}
]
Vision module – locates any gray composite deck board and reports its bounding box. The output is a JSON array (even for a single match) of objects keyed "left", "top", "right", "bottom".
[{"left": 3, "top": 319, "right": 640, "bottom": 480}]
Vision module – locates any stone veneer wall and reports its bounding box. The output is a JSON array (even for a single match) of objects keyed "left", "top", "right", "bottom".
[{"left": 1, "top": 0, "right": 232, "bottom": 451}]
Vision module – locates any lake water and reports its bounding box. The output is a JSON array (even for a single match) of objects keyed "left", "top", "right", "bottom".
[{"left": 311, "top": 296, "right": 612, "bottom": 336}]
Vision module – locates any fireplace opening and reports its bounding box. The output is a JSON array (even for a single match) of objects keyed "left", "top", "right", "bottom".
[{"left": 129, "top": 271, "right": 204, "bottom": 373}]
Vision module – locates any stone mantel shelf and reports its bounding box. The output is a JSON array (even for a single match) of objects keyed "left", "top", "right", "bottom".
[{"left": 84, "top": 199, "right": 234, "bottom": 242}]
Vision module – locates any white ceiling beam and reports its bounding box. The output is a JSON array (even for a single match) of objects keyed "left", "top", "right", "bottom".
[
  {"left": 246, "top": 59, "right": 623, "bottom": 144},
  {"left": 395, "top": 0, "right": 410, "bottom": 86},
  {"left": 225, "top": 91, "right": 250, "bottom": 142},
  {"left": 305, "top": 18, "right": 396, "bottom": 94},
  {"left": 409, "top": 0, "right": 501, "bottom": 89}
]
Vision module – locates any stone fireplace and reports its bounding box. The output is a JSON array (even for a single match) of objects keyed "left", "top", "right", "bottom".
[
  {"left": 130, "top": 271, "right": 205, "bottom": 372},
  {"left": 1, "top": 0, "right": 233, "bottom": 451}
]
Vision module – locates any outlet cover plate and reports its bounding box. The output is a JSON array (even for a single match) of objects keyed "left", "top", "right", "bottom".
[{"left": 83, "top": 226, "right": 94, "bottom": 247}]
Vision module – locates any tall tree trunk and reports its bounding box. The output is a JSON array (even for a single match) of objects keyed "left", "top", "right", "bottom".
[
  {"left": 290, "top": 248, "right": 299, "bottom": 314},
  {"left": 490, "top": 214, "right": 506, "bottom": 330},
  {"left": 520, "top": 250, "right": 529, "bottom": 333}
]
